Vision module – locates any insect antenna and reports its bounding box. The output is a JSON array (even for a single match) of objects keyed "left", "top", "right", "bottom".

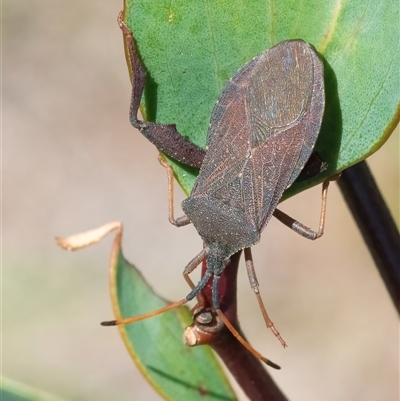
[
  {"left": 101, "top": 300, "right": 281, "bottom": 369},
  {"left": 100, "top": 298, "right": 188, "bottom": 326}
]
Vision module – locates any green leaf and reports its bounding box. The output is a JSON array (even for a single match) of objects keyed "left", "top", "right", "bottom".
[
  {"left": 117, "top": 1, "right": 399, "bottom": 398},
  {"left": 0, "top": 378, "right": 69, "bottom": 401},
  {"left": 109, "top": 232, "right": 237, "bottom": 401},
  {"left": 123, "top": 0, "right": 399, "bottom": 196}
]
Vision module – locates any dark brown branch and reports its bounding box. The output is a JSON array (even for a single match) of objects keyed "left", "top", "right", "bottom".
[
  {"left": 199, "top": 252, "right": 289, "bottom": 401},
  {"left": 337, "top": 160, "right": 400, "bottom": 313}
]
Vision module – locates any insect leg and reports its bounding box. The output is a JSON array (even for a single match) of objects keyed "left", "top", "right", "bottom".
[
  {"left": 183, "top": 248, "right": 210, "bottom": 307},
  {"left": 117, "top": 12, "right": 205, "bottom": 168},
  {"left": 244, "top": 248, "right": 287, "bottom": 348},
  {"left": 215, "top": 310, "right": 281, "bottom": 369},
  {"left": 273, "top": 178, "right": 331, "bottom": 240},
  {"left": 183, "top": 248, "right": 208, "bottom": 290},
  {"left": 181, "top": 252, "right": 282, "bottom": 369},
  {"left": 158, "top": 155, "right": 191, "bottom": 227}
]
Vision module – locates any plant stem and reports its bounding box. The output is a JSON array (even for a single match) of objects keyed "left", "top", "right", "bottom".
[
  {"left": 337, "top": 160, "right": 400, "bottom": 313},
  {"left": 201, "top": 252, "right": 289, "bottom": 401}
]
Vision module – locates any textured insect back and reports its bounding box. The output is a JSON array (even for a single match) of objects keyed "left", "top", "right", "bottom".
[
  {"left": 190, "top": 58, "right": 258, "bottom": 198},
  {"left": 182, "top": 58, "right": 262, "bottom": 253},
  {"left": 184, "top": 40, "right": 325, "bottom": 247},
  {"left": 245, "top": 40, "right": 325, "bottom": 231},
  {"left": 248, "top": 41, "right": 315, "bottom": 147}
]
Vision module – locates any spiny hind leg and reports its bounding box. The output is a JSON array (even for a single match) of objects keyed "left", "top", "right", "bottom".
[{"left": 117, "top": 12, "right": 205, "bottom": 167}]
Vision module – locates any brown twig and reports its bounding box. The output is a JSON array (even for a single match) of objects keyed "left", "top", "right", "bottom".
[
  {"left": 338, "top": 160, "right": 400, "bottom": 313},
  {"left": 198, "top": 252, "right": 289, "bottom": 401}
]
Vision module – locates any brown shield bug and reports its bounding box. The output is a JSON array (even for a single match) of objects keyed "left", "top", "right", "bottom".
[{"left": 102, "top": 13, "right": 332, "bottom": 369}]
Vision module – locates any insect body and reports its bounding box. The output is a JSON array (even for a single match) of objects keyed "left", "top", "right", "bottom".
[
  {"left": 101, "top": 14, "right": 331, "bottom": 368},
  {"left": 181, "top": 40, "right": 325, "bottom": 309}
]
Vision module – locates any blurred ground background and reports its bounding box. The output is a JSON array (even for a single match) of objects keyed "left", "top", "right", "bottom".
[{"left": 3, "top": 1, "right": 399, "bottom": 400}]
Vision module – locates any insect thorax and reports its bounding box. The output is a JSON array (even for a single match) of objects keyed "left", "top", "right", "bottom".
[{"left": 182, "top": 194, "right": 260, "bottom": 257}]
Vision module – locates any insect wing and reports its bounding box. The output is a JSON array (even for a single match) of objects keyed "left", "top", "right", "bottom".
[
  {"left": 191, "top": 40, "right": 325, "bottom": 232},
  {"left": 191, "top": 57, "right": 259, "bottom": 198},
  {"left": 243, "top": 40, "right": 325, "bottom": 230}
]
